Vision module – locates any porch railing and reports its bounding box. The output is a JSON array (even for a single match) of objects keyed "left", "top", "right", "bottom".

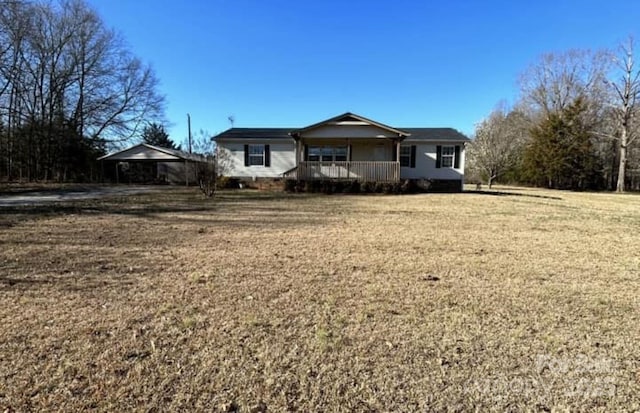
[{"left": 284, "top": 161, "right": 400, "bottom": 182}]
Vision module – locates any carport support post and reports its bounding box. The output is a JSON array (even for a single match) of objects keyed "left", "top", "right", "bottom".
[
  {"left": 185, "top": 159, "right": 189, "bottom": 186},
  {"left": 115, "top": 162, "right": 119, "bottom": 184}
]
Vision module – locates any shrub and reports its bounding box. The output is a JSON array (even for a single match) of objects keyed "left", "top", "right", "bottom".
[
  {"left": 321, "top": 180, "right": 333, "bottom": 194},
  {"left": 344, "top": 180, "right": 360, "bottom": 193},
  {"left": 400, "top": 179, "right": 419, "bottom": 194},
  {"left": 374, "top": 182, "right": 386, "bottom": 193},
  {"left": 284, "top": 179, "right": 297, "bottom": 192},
  {"left": 217, "top": 176, "right": 240, "bottom": 189},
  {"left": 361, "top": 181, "right": 376, "bottom": 193},
  {"left": 304, "top": 180, "right": 322, "bottom": 193},
  {"left": 282, "top": 179, "right": 430, "bottom": 194}
]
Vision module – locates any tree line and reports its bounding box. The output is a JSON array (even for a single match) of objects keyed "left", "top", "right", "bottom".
[
  {"left": 467, "top": 39, "right": 640, "bottom": 192},
  {"left": 0, "top": 0, "right": 165, "bottom": 182}
]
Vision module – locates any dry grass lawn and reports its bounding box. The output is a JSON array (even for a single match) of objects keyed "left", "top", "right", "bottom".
[{"left": 1, "top": 186, "right": 639, "bottom": 412}]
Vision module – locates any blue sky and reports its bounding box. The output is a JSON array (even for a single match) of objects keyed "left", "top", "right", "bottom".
[{"left": 89, "top": 0, "right": 640, "bottom": 144}]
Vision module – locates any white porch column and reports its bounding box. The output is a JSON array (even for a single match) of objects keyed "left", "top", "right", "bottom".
[
  {"left": 295, "top": 138, "right": 303, "bottom": 180},
  {"left": 346, "top": 139, "right": 351, "bottom": 178}
]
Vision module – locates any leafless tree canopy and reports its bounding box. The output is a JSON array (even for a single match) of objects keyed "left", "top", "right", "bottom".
[
  {"left": 603, "top": 37, "right": 640, "bottom": 192},
  {"left": 518, "top": 49, "right": 611, "bottom": 120},
  {"left": 474, "top": 41, "right": 640, "bottom": 191},
  {"left": 468, "top": 105, "right": 529, "bottom": 188},
  {"left": 0, "top": 0, "right": 165, "bottom": 181}
]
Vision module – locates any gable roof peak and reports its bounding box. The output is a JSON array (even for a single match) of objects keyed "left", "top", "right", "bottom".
[{"left": 291, "top": 112, "right": 410, "bottom": 137}]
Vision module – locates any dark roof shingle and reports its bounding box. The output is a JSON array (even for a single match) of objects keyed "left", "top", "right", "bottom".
[
  {"left": 399, "top": 128, "right": 469, "bottom": 142},
  {"left": 213, "top": 128, "right": 294, "bottom": 140},
  {"left": 212, "top": 126, "right": 469, "bottom": 142}
]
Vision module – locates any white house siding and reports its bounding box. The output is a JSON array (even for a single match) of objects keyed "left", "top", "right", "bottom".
[
  {"left": 400, "top": 142, "right": 465, "bottom": 181},
  {"left": 218, "top": 140, "right": 296, "bottom": 178}
]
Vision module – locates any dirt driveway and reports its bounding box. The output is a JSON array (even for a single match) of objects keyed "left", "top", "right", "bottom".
[{"left": 0, "top": 185, "right": 166, "bottom": 207}]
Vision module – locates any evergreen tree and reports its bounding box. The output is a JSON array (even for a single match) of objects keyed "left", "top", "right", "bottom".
[
  {"left": 141, "top": 123, "right": 176, "bottom": 149},
  {"left": 521, "top": 98, "right": 603, "bottom": 190}
]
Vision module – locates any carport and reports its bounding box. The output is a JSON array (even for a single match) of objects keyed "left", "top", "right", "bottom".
[{"left": 98, "top": 143, "right": 207, "bottom": 185}]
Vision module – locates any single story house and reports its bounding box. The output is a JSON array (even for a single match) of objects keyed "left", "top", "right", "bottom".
[
  {"left": 212, "top": 112, "right": 470, "bottom": 190},
  {"left": 98, "top": 143, "right": 208, "bottom": 185}
]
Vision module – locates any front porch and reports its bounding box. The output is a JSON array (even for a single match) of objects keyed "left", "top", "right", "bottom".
[
  {"left": 283, "top": 161, "right": 400, "bottom": 182},
  {"left": 282, "top": 112, "right": 412, "bottom": 182}
]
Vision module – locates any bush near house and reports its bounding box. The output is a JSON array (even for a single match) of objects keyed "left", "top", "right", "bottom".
[{"left": 284, "top": 179, "right": 429, "bottom": 194}]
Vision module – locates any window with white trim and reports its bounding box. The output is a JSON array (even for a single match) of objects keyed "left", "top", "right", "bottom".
[
  {"left": 248, "top": 144, "right": 265, "bottom": 166},
  {"left": 399, "top": 145, "right": 411, "bottom": 167},
  {"left": 441, "top": 145, "right": 455, "bottom": 168},
  {"left": 308, "top": 146, "right": 321, "bottom": 161},
  {"left": 308, "top": 146, "right": 348, "bottom": 162}
]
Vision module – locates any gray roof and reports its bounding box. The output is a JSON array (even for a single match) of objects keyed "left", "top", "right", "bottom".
[
  {"left": 213, "top": 126, "right": 469, "bottom": 142},
  {"left": 213, "top": 128, "right": 294, "bottom": 140},
  {"left": 400, "top": 128, "right": 470, "bottom": 142},
  {"left": 98, "top": 143, "right": 208, "bottom": 162}
]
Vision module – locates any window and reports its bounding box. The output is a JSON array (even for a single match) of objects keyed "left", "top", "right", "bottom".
[
  {"left": 441, "top": 145, "right": 455, "bottom": 168},
  {"left": 308, "top": 146, "right": 321, "bottom": 161},
  {"left": 248, "top": 144, "right": 265, "bottom": 166},
  {"left": 307, "top": 146, "right": 348, "bottom": 162},
  {"left": 321, "top": 147, "right": 333, "bottom": 162},
  {"left": 399, "top": 146, "right": 411, "bottom": 167}
]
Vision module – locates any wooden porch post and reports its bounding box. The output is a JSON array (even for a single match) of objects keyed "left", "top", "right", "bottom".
[
  {"left": 115, "top": 162, "right": 119, "bottom": 184},
  {"left": 296, "top": 138, "right": 302, "bottom": 180},
  {"left": 347, "top": 139, "right": 351, "bottom": 179},
  {"left": 396, "top": 139, "right": 401, "bottom": 181}
]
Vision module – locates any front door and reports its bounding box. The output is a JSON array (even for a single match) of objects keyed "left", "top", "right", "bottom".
[{"left": 374, "top": 144, "right": 386, "bottom": 161}]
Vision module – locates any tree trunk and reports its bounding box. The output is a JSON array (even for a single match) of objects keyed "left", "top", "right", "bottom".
[{"left": 616, "top": 130, "right": 627, "bottom": 193}]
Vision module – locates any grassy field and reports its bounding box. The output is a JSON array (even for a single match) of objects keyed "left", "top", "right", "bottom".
[{"left": 1, "top": 186, "right": 639, "bottom": 412}]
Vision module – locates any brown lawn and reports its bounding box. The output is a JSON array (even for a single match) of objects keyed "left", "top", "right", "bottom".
[{"left": 1, "top": 186, "right": 639, "bottom": 412}]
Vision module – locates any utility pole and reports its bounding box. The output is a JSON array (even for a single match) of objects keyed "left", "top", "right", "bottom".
[{"left": 187, "top": 113, "right": 192, "bottom": 154}]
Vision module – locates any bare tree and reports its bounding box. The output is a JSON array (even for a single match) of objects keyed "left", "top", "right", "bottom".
[
  {"left": 189, "top": 129, "right": 234, "bottom": 197},
  {"left": 188, "top": 128, "right": 213, "bottom": 155},
  {"left": 603, "top": 37, "right": 640, "bottom": 192},
  {"left": 189, "top": 129, "right": 218, "bottom": 197},
  {"left": 519, "top": 49, "right": 611, "bottom": 120},
  {"left": 0, "top": 0, "right": 165, "bottom": 181},
  {"left": 197, "top": 156, "right": 216, "bottom": 197},
  {"left": 0, "top": 0, "right": 33, "bottom": 178},
  {"left": 468, "top": 104, "right": 529, "bottom": 188}
]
